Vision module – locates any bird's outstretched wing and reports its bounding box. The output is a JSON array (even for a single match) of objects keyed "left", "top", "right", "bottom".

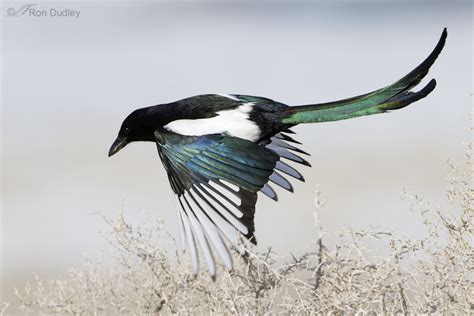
[
  {"left": 155, "top": 129, "right": 309, "bottom": 276},
  {"left": 155, "top": 130, "right": 281, "bottom": 276}
]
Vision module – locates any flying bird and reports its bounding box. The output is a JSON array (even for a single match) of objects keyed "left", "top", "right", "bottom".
[{"left": 109, "top": 29, "right": 447, "bottom": 276}]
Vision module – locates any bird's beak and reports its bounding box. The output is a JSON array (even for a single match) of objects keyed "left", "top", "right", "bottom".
[{"left": 108, "top": 137, "right": 128, "bottom": 157}]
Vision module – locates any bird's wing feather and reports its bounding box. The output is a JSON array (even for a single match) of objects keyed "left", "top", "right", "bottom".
[
  {"left": 155, "top": 130, "right": 279, "bottom": 276},
  {"left": 260, "top": 131, "right": 310, "bottom": 200},
  {"left": 156, "top": 128, "right": 311, "bottom": 275}
]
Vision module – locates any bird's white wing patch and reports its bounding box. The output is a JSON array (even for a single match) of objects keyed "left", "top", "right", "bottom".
[
  {"left": 216, "top": 94, "right": 241, "bottom": 101},
  {"left": 164, "top": 103, "right": 261, "bottom": 142}
]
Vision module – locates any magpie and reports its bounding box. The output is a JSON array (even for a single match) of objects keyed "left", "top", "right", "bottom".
[{"left": 109, "top": 29, "right": 447, "bottom": 276}]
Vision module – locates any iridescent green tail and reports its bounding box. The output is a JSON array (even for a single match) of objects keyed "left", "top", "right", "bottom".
[{"left": 282, "top": 28, "right": 447, "bottom": 125}]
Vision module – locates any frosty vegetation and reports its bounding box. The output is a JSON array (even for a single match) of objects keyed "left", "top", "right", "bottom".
[{"left": 3, "top": 145, "right": 473, "bottom": 315}]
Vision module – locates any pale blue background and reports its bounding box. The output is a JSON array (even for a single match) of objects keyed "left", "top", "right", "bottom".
[{"left": 1, "top": 0, "right": 472, "bottom": 301}]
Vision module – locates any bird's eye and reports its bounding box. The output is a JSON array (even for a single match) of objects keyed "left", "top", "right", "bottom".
[{"left": 124, "top": 127, "right": 130, "bottom": 134}]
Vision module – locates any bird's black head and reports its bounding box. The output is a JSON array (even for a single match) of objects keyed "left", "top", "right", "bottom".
[{"left": 108, "top": 108, "right": 158, "bottom": 157}]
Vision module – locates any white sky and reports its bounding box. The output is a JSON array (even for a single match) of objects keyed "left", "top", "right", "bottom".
[{"left": 1, "top": 0, "right": 472, "bottom": 301}]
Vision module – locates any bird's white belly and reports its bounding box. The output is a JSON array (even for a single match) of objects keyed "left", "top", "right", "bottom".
[{"left": 164, "top": 103, "right": 261, "bottom": 142}]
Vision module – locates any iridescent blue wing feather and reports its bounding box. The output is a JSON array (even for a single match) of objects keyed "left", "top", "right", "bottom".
[
  {"left": 155, "top": 130, "right": 279, "bottom": 276},
  {"left": 155, "top": 128, "right": 310, "bottom": 276}
]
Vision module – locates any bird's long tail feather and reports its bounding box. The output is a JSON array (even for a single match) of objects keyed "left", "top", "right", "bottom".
[{"left": 281, "top": 28, "right": 447, "bottom": 125}]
